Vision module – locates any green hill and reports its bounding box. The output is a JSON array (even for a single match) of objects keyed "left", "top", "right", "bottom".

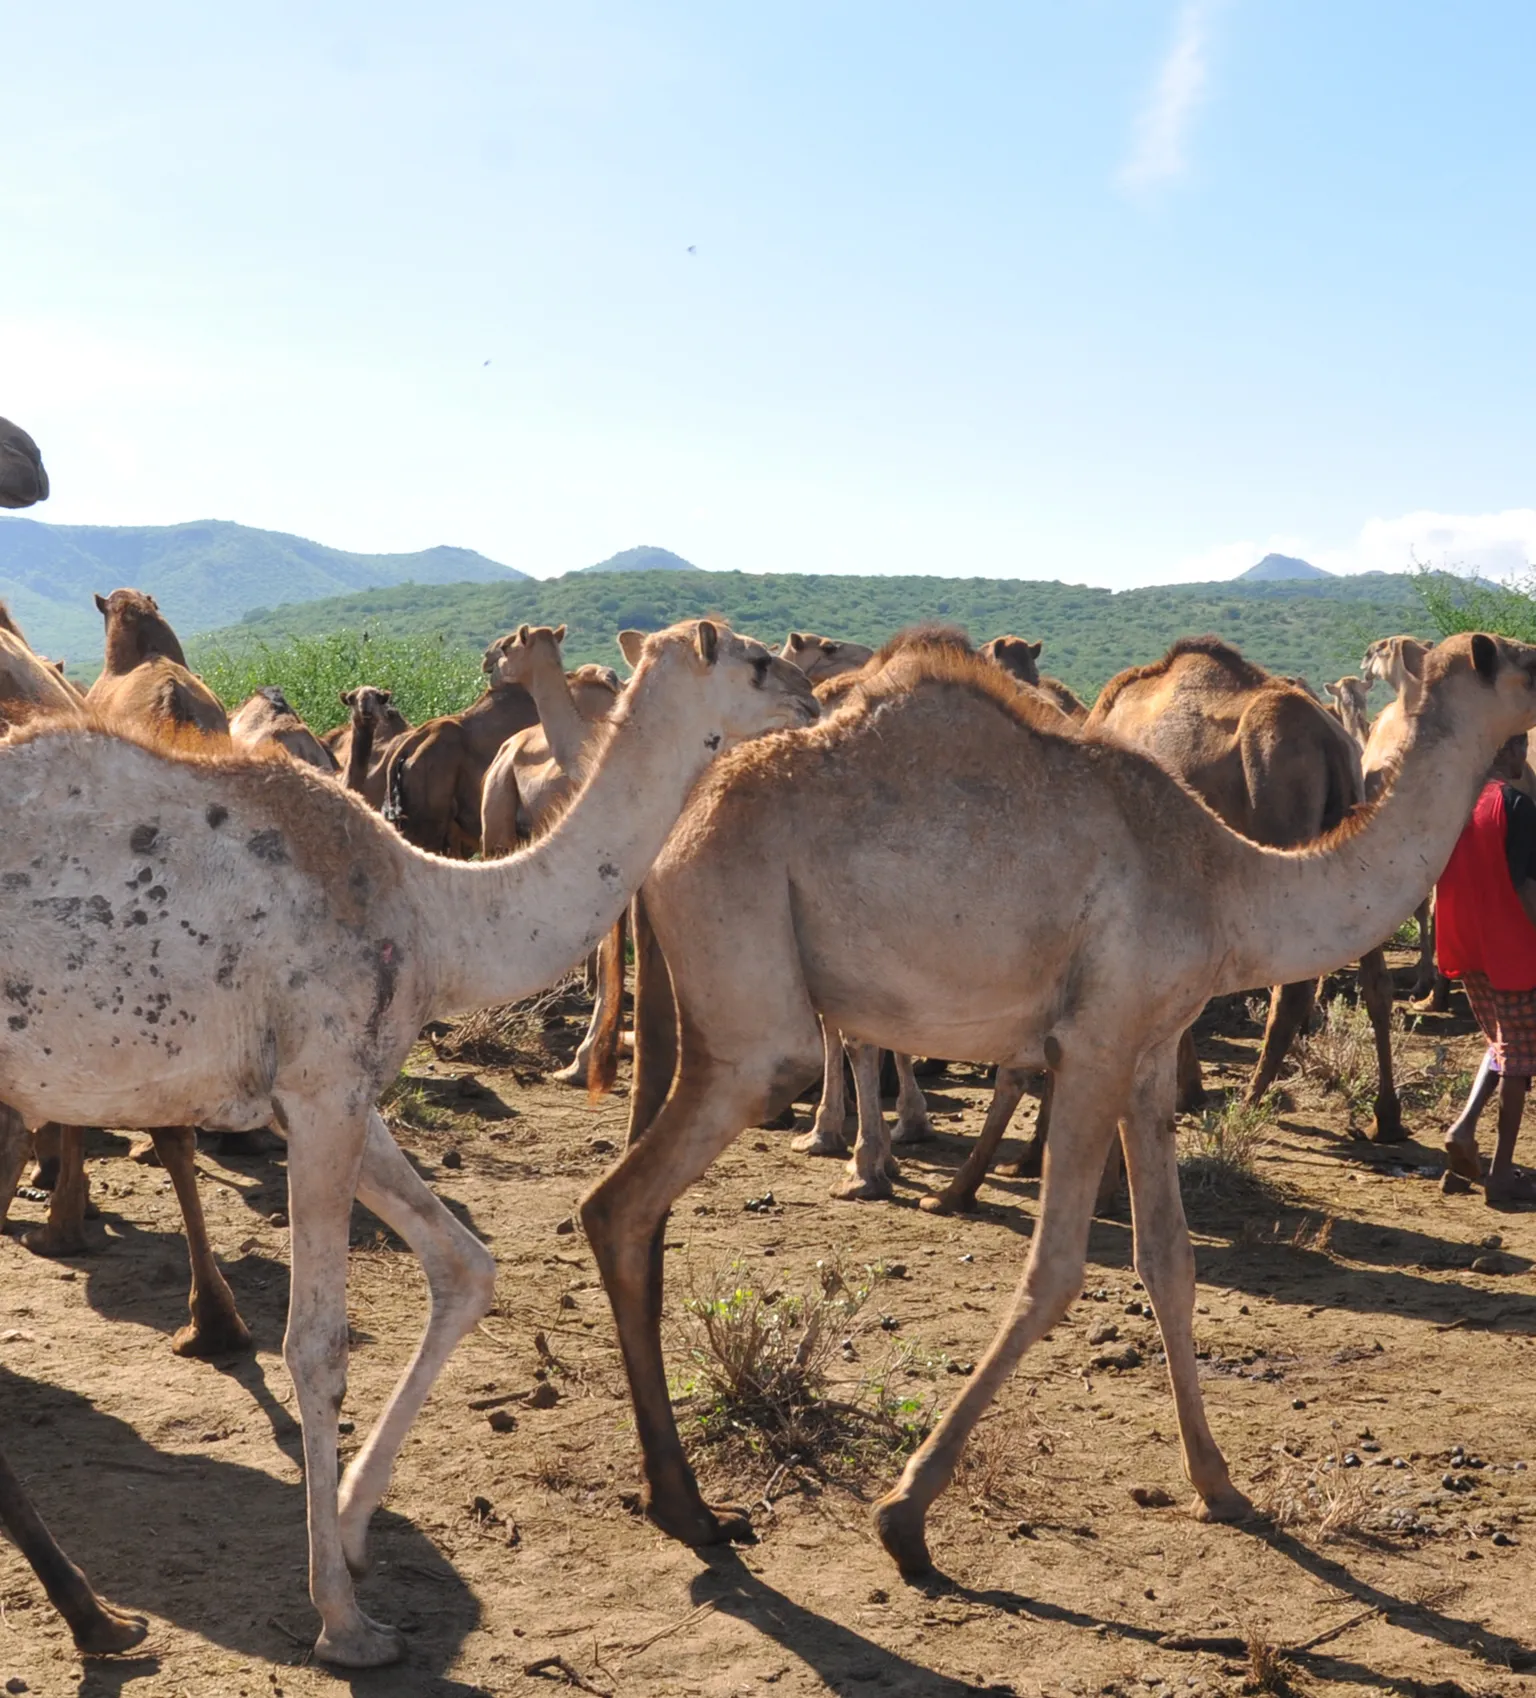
[
  {"left": 572, "top": 545, "right": 700, "bottom": 574},
  {"left": 200, "top": 568, "right": 1434, "bottom": 705},
  {"left": 0, "top": 517, "right": 526, "bottom": 661}
]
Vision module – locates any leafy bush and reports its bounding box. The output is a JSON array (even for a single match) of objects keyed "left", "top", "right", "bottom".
[{"left": 191, "top": 629, "right": 485, "bottom": 733}]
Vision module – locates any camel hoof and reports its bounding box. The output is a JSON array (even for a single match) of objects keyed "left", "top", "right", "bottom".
[
  {"left": 791, "top": 1129, "right": 847, "bottom": 1157},
  {"left": 1368, "top": 1107, "right": 1408, "bottom": 1145},
  {"left": 314, "top": 1612, "right": 407, "bottom": 1668},
  {"left": 999, "top": 1148, "right": 1044, "bottom": 1181},
  {"left": 832, "top": 1171, "right": 893, "bottom": 1202},
  {"left": 645, "top": 1495, "right": 755, "bottom": 1548},
  {"left": 550, "top": 1058, "right": 588, "bottom": 1088},
  {"left": 128, "top": 1137, "right": 161, "bottom": 1166},
  {"left": 171, "top": 1314, "right": 253, "bottom": 1358},
  {"left": 918, "top": 1190, "right": 975, "bottom": 1217},
  {"left": 1192, "top": 1486, "right": 1253, "bottom": 1524},
  {"left": 890, "top": 1121, "right": 934, "bottom": 1147},
  {"left": 22, "top": 1224, "right": 87, "bottom": 1258},
  {"left": 873, "top": 1494, "right": 933, "bottom": 1579},
  {"left": 73, "top": 1603, "right": 149, "bottom": 1657}
]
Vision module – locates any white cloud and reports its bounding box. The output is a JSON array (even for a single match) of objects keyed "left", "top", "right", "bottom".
[
  {"left": 1120, "top": 0, "right": 1226, "bottom": 191},
  {"left": 1168, "top": 509, "right": 1536, "bottom": 584}
]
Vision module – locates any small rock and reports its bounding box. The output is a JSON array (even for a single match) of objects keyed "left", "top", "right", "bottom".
[
  {"left": 884, "top": 1262, "right": 908, "bottom": 1280},
  {"left": 959, "top": 1253, "right": 974, "bottom": 1264},
  {"left": 7, "top": 1678, "right": 28, "bottom": 1694},
  {"left": 868, "top": 1587, "right": 889, "bottom": 1602},
  {"left": 338, "top": 1419, "right": 355, "bottom": 1435},
  {"left": 1092, "top": 1343, "right": 1142, "bottom": 1372},
  {"left": 1361, "top": 1441, "right": 1381, "bottom": 1453},
  {"left": 743, "top": 1191, "right": 777, "bottom": 1213},
  {"left": 441, "top": 1148, "right": 463, "bottom": 1170},
  {"left": 1124, "top": 1300, "right": 1143, "bottom": 1315},
  {"left": 268, "top": 1210, "right": 288, "bottom": 1227},
  {"left": 554, "top": 1217, "right": 575, "bottom": 1235},
  {"left": 1238, "top": 1304, "right": 1250, "bottom": 1315},
  {"left": 1292, "top": 1398, "right": 1307, "bottom": 1410},
  {"left": 1479, "top": 1233, "right": 1503, "bottom": 1250},
  {"left": 558, "top": 1293, "right": 577, "bottom": 1310},
  {"left": 1129, "top": 1485, "right": 1175, "bottom": 1509},
  {"left": 0, "top": 1329, "right": 35, "bottom": 1344},
  {"left": 524, "top": 1382, "right": 560, "bottom": 1409},
  {"left": 1342, "top": 1452, "right": 1361, "bottom": 1468},
  {"left": 1471, "top": 1255, "right": 1508, "bottom": 1275},
  {"left": 487, "top": 1409, "right": 518, "bottom": 1433},
  {"left": 946, "top": 1359, "right": 976, "bottom": 1376},
  {"left": 589, "top": 1138, "right": 615, "bottom": 1155},
  {"left": 1088, "top": 1322, "right": 1120, "bottom": 1346},
  {"left": 1492, "top": 1531, "right": 1515, "bottom": 1547},
  {"left": 1008, "top": 1521, "right": 1038, "bottom": 1540},
  {"left": 470, "top": 1495, "right": 495, "bottom": 1518}
]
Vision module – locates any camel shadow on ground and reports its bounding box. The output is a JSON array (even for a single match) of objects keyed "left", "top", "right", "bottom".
[
  {"left": 687, "top": 1546, "right": 1014, "bottom": 1697},
  {"left": 0, "top": 1366, "right": 487, "bottom": 1697}
]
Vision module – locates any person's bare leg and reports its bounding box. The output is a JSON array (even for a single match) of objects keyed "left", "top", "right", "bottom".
[
  {"left": 1444, "top": 1051, "right": 1497, "bottom": 1180},
  {"left": 1484, "top": 1074, "right": 1536, "bottom": 1205}
]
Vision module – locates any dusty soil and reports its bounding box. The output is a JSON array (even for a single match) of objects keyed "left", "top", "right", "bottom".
[{"left": 3, "top": 949, "right": 1535, "bottom": 1698}]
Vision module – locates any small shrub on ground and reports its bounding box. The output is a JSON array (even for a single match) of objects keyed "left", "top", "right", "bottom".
[
  {"left": 672, "top": 1259, "right": 935, "bottom": 1481},
  {"left": 430, "top": 972, "right": 590, "bottom": 1074},
  {"left": 1292, "top": 998, "right": 1379, "bottom": 1111},
  {"left": 1179, "top": 1093, "right": 1276, "bottom": 1193},
  {"left": 380, "top": 1074, "right": 456, "bottom": 1132}
]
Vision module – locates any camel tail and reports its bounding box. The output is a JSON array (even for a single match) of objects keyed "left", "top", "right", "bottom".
[
  {"left": 381, "top": 738, "right": 410, "bottom": 825},
  {"left": 587, "top": 911, "right": 627, "bottom": 1100},
  {"left": 1321, "top": 719, "right": 1364, "bottom": 833}
]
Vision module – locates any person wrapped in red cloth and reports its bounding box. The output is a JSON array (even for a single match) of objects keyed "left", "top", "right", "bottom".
[{"left": 1438, "top": 733, "right": 1536, "bottom": 1206}]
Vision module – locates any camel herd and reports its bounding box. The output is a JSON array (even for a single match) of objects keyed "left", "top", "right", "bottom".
[{"left": 2, "top": 412, "right": 1534, "bottom": 1669}]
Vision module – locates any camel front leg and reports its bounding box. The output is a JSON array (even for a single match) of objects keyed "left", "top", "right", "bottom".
[
  {"left": 835, "top": 1043, "right": 896, "bottom": 1200},
  {"left": 999, "top": 1069, "right": 1054, "bottom": 1178},
  {"left": 890, "top": 1053, "right": 934, "bottom": 1144},
  {"left": 874, "top": 1059, "right": 1127, "bottom": 1578},
  {"left": 0, "top": 1445, "right": 146, "bottom": 1655},
  {"left": 792, "top": 1019, "right": 849, "bottom": 1156},
  {"left": 1410, "top": 896, "right": 1437, "bottom": 1000},
  {"left": 1357, "top": 947, "right": 1406, "bottom": 1142},
  {"left": 583, "top": 1061, "right": 783, "bottom": 1546},
  {"left": 282, "top": 1108, "right": 403, "bottom": 1669},
  {"left": 921, "top": 1065, "right": 1032, "bottom": 1215},
  {"left": 556, "top": 915, "right": 626, "bottom": 1088},
  {"left": 151, "top": 1127, "right": 252, "bottom": 1357},
  {"left": 0, "top": 1102, "right": 30, "bottom": 1231},
  {"left": 1120, "top": 1043, "right": 1250, "bottom": 1522},
  {"left": 23, "top": 1126, "right": 88, "bottom": 1257},
  {"left": 1175, "top": 1027, "right": 1205, "bottom": 1113},
  {"left": 337, "top": 1112, "right": 496, "bottom": 1575},
  {"left": 1244, "top": 979, "right": 1315, "bottom": 1106}
]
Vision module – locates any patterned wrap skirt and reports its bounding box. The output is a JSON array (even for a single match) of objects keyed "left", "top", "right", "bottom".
[{"left": 1460, "top": 971, "right": 1536, "bottom": 1077}]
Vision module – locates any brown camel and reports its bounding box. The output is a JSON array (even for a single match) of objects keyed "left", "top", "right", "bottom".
[
  {"left": 85, "top": 588, "right": 228, "bottom": 734},
  {"left": 0, "top": 417, "right": 148, "bottom": 1656},
  {"left": 0, "top": 620, "right": 82, "bottom": 728},
  {"left": 980, "top": 634, "right": 1088, "bottom": 719},
  {"left": 779, "top": 630, "right": 875, "bottom": 686},
  {"left": 320, "top": 687, "right": 411, "bottom": 804},
  {"left": 380, "top": 642, "right": 541, "bottom": 855},
  {"left": 580, "top": 629, "right": 1536, "bottom": 1581},
  {"left": 1324, "top": 675, "right": 1372, "bottom": 745},
  {"left": 229, "top": 685, "right": 340, "bottom": 773},
  {"left": 0, "top": 618, "right": 814, "bottom": 1664}
]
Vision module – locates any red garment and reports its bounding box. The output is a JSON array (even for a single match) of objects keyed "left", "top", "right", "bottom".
[{"left": 1436, "top": 780, "right": 1536, "bottom": 991}]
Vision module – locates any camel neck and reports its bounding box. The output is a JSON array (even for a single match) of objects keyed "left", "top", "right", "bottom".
[
  {"left": 525, "top": 662, "right": 591, "bottom": 774},
  {"left": 1216, "top": 707, "right": 1497, "bottom": 993},
  {"left": 414, "top": 680, "right": 705, "bottom": 1017},
  {"left": 344, "top": 716, "right": 376, "bottom": 793}
]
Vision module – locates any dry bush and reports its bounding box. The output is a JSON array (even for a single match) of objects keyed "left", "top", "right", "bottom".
[
  {"left": 1255, "top": 1453, "right": 1377, "bottom": 1544},
  {"left": 672, "top": 1259, "right": 934, "bottom": 1478},
  {"left": 430, "top": 972, "right": 588, "bottom": 1071},
  {"left": 1292, "top": 997, "right": 1378, "bottom": 1109},
  {"left": 1244, "top": 1634, "right": 1300, "bottom": 1696},
  {"left": 1179, "top": 1093, "right": 1276, "bottom": 1193},
  {"left": 380, "top": 1074, "right": 455, "bottom": 1132},
  {"left": 953, "top": 1400, "right": 1062, "bottom": 1517}
]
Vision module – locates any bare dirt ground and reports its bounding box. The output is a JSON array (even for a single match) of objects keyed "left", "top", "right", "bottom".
[{"left": 3, "top": 946, "right": 1535, "bottom": 1698}]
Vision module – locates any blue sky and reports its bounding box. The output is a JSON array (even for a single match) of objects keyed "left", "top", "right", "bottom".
[{"left": 4, "top": 1, "right": 1534, "bottom": 586}]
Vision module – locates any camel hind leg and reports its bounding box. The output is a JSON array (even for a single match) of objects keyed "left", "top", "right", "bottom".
[
  {"left": 23, "top": 1126, "right": 88, "bottom": 1257},
  {"left": 337, "top": 1111, "right": 496, "bottom": 1577},
  {"left": 555, "top": 913, "right": 626, "bottom": 1089},
  {"left": 0, "top": 1102, "right": 30, "bottom": 1231},
  {"left": 890, "top": 1053, "right": 934, "bottom": 1144},
  {"left": 1357, "top": 946, "right": 1405, "bottom": 1142},
  {"left": 792, "top": 1019, "right": 850, "bottom": 1156},
  {"left": 874, "top": 1051, "right": 1129, "bottom": 1578},
  {"left": 1243, "top": 979, "right": 1316, "bottom": 1106},
  {"left": 151, "top": 1127, "right": 252, "bottom": 1357},
  {"left": 0, "top": 1446, "right": 147, "bottom": 1655},
  {"left": 835, "top": 1043, "right": 897, "bottom": 1200},
  {"left": 922, "top": 1065, "right": 1033, "bottom": 1215}
]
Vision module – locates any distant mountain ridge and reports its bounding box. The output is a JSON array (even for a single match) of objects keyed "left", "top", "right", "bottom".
[
  {"left": 572, "top": 545, "right": 700, "bottom": 574},
  {"left": 1238, "top": 552, "right": 1332, "bottom": 582},
  {"left": 0, "top": 517, "right": 526, "bottom": 661}
]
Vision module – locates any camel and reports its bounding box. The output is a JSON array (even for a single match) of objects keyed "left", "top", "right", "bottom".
[
  {"left": 85, "top": 589, "right": 228, "bottom": 735},
  {"left": 478, "top": 625, "right": 626, "bottom": 1087},
  {"left": 579, "top": 629, "right": 1536, "bottom": 1580},
  {"left": 980, "top": 634, "right": 1088, "bottom": 719},
  {"left": 1075, "top": 636, "right": 1406, "bottom": 1140},
  {"left": 1324, "top": 675, "right": 1372, "bottom": 745},
  {"left": 479, "top": 625, "right": 622, "bottom": 855},
  {"left": 321, "top": 687, "right": 411, "bottom": 805},
  {"left": 0, "top": 617, "right": 814, "bottom": 1664},
  {"left": 380, "top": 645, "right": 541, "bottom": 856},
  {"left": 779, "top": 630, "right": 875, "bottom": 686},
  {"left": 229, "top": 686, "right": 340, "bottom": 774},
  {"left": 0, "top": 418, "right": 148, "bottom": 1657},
  {"left": 0, "top": 621, "right": 82, "bottom": 728}
]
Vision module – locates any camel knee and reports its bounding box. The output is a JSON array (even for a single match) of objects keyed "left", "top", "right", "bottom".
[
  {"left": 1018, "top": 1260, "right": 1082, "bottom": 1333},
  {"left": 283, "top": 1324, "right": 349, "bottom": 1411}
]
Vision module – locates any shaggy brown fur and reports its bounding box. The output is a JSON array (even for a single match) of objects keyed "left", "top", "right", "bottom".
[{"left": 86, "top": 589, "right": 228, "bottom": 736}]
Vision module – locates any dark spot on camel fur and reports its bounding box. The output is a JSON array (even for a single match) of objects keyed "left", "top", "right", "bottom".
[
  {"left": 245, "top": 829, "right": 288, "bottom": 864},
  {"left": 205, "top": 803, "right": 228, "bottom": 828},
  {"left": 129, "top": 824, "right": 159, "bottom": 854}
]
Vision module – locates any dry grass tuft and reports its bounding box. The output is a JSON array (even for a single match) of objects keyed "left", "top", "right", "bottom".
[
  {"left": 1292, "top": 998, "right": 1379, "bottom": 1109},
  {"left": 380, "top": 1074, "right": 456, "bottom": 1132},
  {"left": 1244, "top": 1634, "right": 1300, "bottom": 1695},
  {"left": 430, "top": 973, "right": 588, "bottom": 1072},
  {"left": 1255, "top": 1454, "right": 1377, "bottom": 1544},
  {"left": 954, "top": 1400, "right": 1063, "bottom": 1517},
  {"left": 1179, "top": 1093, "right": 1276, "bottom": 1194}
]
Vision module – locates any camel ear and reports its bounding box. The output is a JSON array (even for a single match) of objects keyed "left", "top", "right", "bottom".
[
  {"left": 1472, "top": 633, "right": 1499, "bottom": 683},
  {"left": 1399, "top": 639, "right": 1427, "bottom": 680},
  {"left": 1026, "top": 641, "right": 1042, "bottom": 661},
  {"left": 695, "top": 621, "right": 719, "bottom": 666},
  {"left": 379, "top": 688, "right": 392, "bottom": 703},
  {"left": 517, "top": 624, "right": 530, "bottom": 644},
  {"left": 553, "top": 624, "right": 567, "bottom": 643},
  {"left": 341, "top": 689, "right": 357, "bottom": 706},
  {"left": 787, "top": 632, "right": 806, "bottom": 651},
  {"left": 617, "top": 629, "right": 647, "bottom": 667},
  {"left": 94, "top": 592, "right": 109, "bottom": 615}
]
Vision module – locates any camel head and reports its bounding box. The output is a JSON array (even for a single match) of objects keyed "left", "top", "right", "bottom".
[
  {"left": 481, "top": 623, "right": 568, "bottom": 689},
  {"left": 93, "top": 587, "right": 190, "bottom": 671},
  {"left": 619, "top": 619, "right": 819, "bottom": 748},
  {"left": 1411, "top": 632, "right": 1536, "bottom": 747},
  {"left": 779, "top": 631, "right": 875, "bottom": 687},
  {"left": 340, "top": 684, "right": 405, "bottom": 735},
  {"left": 0, "top": 417, "right": 47, "bottom": 509},
  {"left": 0, "top": 601, "right": 23, "bottom": 640},
  {"left": 979, "top": 635, "right": 1043, "bottom": 686},
  {"left": 1361, "top": 634, "right": 1430, "bottom": 695},
  {"left": 1325, "top": 676, "right": 1370, "bottom": 716}
]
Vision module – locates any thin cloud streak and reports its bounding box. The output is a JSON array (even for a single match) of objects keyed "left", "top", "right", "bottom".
[{"left": 1121, "top": 0, "right": 1225, "bottom": 190}]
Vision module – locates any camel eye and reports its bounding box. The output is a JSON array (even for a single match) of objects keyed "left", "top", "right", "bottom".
[{"left": 751, "top": 657, "right": 769, "bottom": 685}]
